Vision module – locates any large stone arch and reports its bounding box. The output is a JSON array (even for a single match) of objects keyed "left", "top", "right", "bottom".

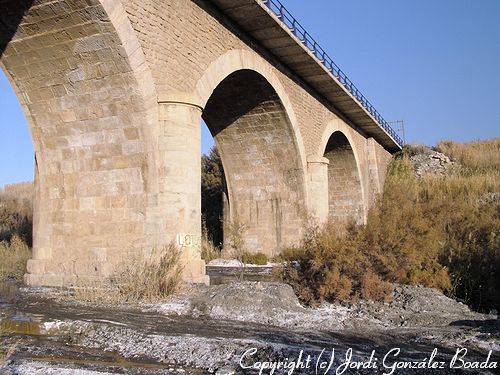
[
  {"left": 193, "top": 50, "right": 308, "bottom": 255},
  {"left": 319, "top": 121, "right": 366, "bottom": 224},
  {"left": 0, "top": 0, "right": 157, "bottom": 286}
]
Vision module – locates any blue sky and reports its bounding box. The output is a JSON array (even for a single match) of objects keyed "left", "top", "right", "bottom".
[{"left": 1, "top": 0, "right": 499, "bottom": 186}]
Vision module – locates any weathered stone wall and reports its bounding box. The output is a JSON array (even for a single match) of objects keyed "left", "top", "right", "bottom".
[
  {"left": 0, "top": 0, "right": 394, "bottom": 286},
  {"left": 0, "top": 0, "right": 158, "bottom": 286}
]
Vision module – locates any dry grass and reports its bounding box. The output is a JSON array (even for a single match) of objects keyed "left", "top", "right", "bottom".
[
  {"left": 0, "top": 235, "right": 31, "bottom": 282},
  {"left": 405, "top": 143, "right": 433, "bottom": 156},
  {"left": 200, "top": 223, "right": 221, "bottom": 262},
  {"left": 1, "top": 182, "right": 33, "bottom": 201},
  {"left": 0, "top": 341, "right": 18, "bottom": 367},
  {"left": 222, "top": 219, "right": 247, "bottom": 259},
  {"left": 0, "top": 323, "right": 19, "bottom": 367},
  {"left": 0, "top": 183, "right": 33, "bottom": 282},
  {"left": 75, "top": 244, "right": 184, "bottom": 303},
  {"left": 437, "top": 138, "right": 500, "bottom": 172},
  {"left": 0, "top": 185, "right": 32, "bottom": 247},
  {"left": 241, "top": 252, "right": 269, "bottom": 265},
  {"left": 284, "top": 139, "right": 499, "bottom": 311}
]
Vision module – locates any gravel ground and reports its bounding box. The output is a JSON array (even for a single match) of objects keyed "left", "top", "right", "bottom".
[{"left": 2, "top": 282, "right": 498, "bottom": 374}]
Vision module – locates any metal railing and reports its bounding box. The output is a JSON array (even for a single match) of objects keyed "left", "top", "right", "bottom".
[{"left": 261, "top": 0, "right": 404, "bottom": 147}]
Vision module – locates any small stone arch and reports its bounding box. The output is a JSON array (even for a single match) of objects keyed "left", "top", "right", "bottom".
[{"left": 319, "top": 120, "right": 366, "bottom": 223}]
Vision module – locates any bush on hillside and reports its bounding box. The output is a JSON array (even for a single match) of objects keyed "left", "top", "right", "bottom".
[
  {"left": 282, "top": 222, "right": 394, "bottom": 305},
  {"left": 283, "top": 140, "right": 499, "bottom": 312}
]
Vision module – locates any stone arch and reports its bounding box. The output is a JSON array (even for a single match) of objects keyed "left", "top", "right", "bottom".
[
  {"left": 0, "top": 0, "right": 156, "bottom": 286},
  {"left": 195, "top": 51, "right": 308, "bottom": 255},
  {"left": 319, "top": 121, "right": 366, "bottom": 223},
  {"left": 194, "top": 49, "right": 308, "bottom": 176}
]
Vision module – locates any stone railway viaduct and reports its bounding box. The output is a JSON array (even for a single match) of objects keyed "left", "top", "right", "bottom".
[{"left": 0, "top": 0, "right": 401, "bottom": 286}]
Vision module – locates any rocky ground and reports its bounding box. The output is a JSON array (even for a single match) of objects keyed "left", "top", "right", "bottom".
[
  {"left": 408, "top": 145, "right": 455, "bottom": 178},
  {"left": 1, "top": 281, "right": 498, "bottom": 374},
  {"left": 151, "top": 282, "right": 499, "bottom": 350}
]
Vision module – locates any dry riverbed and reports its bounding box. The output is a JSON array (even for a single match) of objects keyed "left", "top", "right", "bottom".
[{"left": 0, "top": 281, "right": 498, "bottom": 374}]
